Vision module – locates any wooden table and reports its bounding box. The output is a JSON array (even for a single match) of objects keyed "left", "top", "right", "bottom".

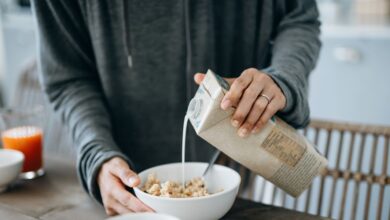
[{"left": 0, "top": 155, "right": 329, "bottom": 220}]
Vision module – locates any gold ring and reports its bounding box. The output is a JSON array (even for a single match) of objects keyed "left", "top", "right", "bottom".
[{"left": 260, "top": 94, "right": 271, "bottom": 104}]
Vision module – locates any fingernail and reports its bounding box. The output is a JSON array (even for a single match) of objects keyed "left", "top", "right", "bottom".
[
  {"left": 238, "top": 128, "right": 248, "bottom": 138},
  {"left": 231, "top": 120, "right": 240, "bottom": 128},
  {"left": 251, "top": 127, "right": 259, "bottom": 134},
  {"left": 128, "top": 176, "right": 138, "bottom": 187},
  {"left": 221, "top": 99, "right": 231, "bottom": 110}
]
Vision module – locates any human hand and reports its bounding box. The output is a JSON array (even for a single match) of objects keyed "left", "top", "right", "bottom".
[
  {"left": 97, "top": 157, "right": 153, "bottom": 216},
  {"left": 194, "top": 68, "right": 286, "bottom": 137}
]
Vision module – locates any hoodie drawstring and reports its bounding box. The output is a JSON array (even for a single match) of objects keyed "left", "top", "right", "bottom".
[{"left": 123, "top": 0, "right": 133, "bottom": 69}]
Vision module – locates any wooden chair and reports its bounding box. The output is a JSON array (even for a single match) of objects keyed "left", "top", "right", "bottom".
[
  {"left": 10, "top": 59, "right": 74, "bottom": 159},
  {"left": 218, "top": 119, "right": 390, "bottom": 220}
]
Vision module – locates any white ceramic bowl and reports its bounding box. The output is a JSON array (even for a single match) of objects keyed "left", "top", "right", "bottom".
[
  {"left": 0, "top": 149, "right": 24, "bottom": 192},
  {"left": 134, "top": 162, "right": 241, "bottom": 220},
  {"left": 106, "top": 213, "right": 180, "bottom": 220}
]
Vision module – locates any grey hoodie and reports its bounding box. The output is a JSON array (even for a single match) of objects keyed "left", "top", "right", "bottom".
[{"left": 31, "top": 0, "right": 321, "bottom": 203}]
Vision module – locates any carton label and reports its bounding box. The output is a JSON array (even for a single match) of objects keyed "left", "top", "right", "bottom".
[{"left": 261, "top": 127, "right": 306, "bottom": 167}]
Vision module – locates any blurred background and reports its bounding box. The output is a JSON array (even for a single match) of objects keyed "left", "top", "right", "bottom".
[
  {"left": 0, "top": 0, "right": 388, "bottom": 219},
  {"left": 0, "top": 0, "right": 389, "bottom": 124}
]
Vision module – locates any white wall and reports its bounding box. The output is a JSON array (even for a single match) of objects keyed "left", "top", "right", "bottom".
[
  {"left": 0, "top": 10, "right": 36, "bottom": 107},
  {"left": 309, "top": 25, "right": 390, "bottom": 126}
]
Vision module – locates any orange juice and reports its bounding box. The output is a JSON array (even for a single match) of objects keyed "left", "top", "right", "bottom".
[{"left": 2, "top": 126, "right": 43, "bottom": 172}]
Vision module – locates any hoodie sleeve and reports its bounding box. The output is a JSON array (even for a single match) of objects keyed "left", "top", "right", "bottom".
[
  {"left": 31, "top": 0, "right": 133, "bottom": 203},
  {"left": 262, "top": 0, "right": 321, "bottom": 128}
]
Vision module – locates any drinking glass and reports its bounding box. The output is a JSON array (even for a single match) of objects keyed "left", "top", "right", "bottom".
[{"left": 0, "top": 106, "right": 45, "bottom": 179}]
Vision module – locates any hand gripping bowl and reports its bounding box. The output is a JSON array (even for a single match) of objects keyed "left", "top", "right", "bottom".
[
  {"left": 0, "top": 149, "right": 24, "bottom": 192},
  {"left": 134, "top": 162, "right": 241, "bottom": 220}
]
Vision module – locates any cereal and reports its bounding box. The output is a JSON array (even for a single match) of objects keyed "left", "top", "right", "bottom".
[{"left": 142, "top": 173, "right": 215, "bottom": 198}]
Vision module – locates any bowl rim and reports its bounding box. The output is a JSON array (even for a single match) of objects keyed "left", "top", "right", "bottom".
[
  {"left": 0, "top": 149, "right": 24, "bottom": 168},
  {"left": 134, "top": 162, "right": 241, "bottom": 201},
  {"left": 106, "top": 212, "right": 180, "bottom": 220}
]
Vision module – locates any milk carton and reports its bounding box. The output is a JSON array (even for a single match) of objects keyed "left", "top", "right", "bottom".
[{"left": 187, "top": 70, "right": 328, "bottom": 197}]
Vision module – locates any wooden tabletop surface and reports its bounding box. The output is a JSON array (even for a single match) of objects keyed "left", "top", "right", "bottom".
[{"left": 0, "top": 155, "right": 330, "bottom": 220}]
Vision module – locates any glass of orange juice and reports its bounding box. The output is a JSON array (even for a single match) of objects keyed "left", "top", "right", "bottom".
[{"left": 0, "top": 106, "right": 45, "bottom": 179}]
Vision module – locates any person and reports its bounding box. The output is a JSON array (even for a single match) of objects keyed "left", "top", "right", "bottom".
[{"left": 31, "top": 0, "right": 321, "bottom": 216}]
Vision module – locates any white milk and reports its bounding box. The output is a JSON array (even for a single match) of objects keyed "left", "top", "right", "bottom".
[{"left": 181, "top": 115, "right": 189, "bottom": 187}]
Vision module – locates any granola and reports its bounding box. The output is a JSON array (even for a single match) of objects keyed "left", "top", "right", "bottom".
[{"left": 142, "top": 173, "right": 212, "bottom": 198}]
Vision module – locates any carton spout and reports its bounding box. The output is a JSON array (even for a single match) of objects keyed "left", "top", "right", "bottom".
[{"left": 187, "top": 70, "right": 233, "bottom": 133}]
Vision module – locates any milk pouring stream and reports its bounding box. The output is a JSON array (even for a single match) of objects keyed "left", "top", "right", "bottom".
[{"left": 186, "top": 70, "right": 328, "bottom": 197}]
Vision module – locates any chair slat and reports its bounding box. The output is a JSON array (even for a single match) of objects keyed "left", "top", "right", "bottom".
[
  {"left": 281, "top": 190, "right": 287, "bottom": 207},
  {"left": 259, "top": 179, "right": 267, "bottom": 202},
  {"left": 238, "top": 165, "right": 248, "bottom": 195},
  {"left": 376, "top": 135, "right": 388, "bottom": 220},
  {"left": 328, "top": 130, "right": 345, "bottom": 217},
  {"left": 293, "top": 196, "right": 299, "bottom": 211},
  {"left": 364, "top": 135, "right": 378, "bottom": 220},
  {"left": 271, "top": 186, "right": 277, "bottom": 205},
  {"left": 317, "top": 129, "right": 332, "bottom": 215},
  {"left": 247, "top": 172, "right": 256, "bottom": 201},
  {"left": 305, "top": 127, "right": 321, "bottom": 213},
  {"left": 339, "top": 132, "right": 356, "bottom": 220},
  {"left": 351, "top": 133, "right": 367, "bottom": 220}
]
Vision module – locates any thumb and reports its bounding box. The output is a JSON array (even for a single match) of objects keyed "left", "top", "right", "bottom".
[
  {"left": 111, "top": 161, "right": 141, "bottom": 188},
  {"left": 125, "top": 171, "right": 141, "bottom": 188}
]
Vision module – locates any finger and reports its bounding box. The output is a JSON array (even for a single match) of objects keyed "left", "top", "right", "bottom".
[
  {"left": 101, "top": 177, "right": 128, "bottom": 215},
  {"left": 238, "top": 95, "right": 271, "bottom": 137},
  {"left": 252, "top": 98, "right": 281, "bottom": 133},
  {"left": 111, "top": 199, "right": 133, "bottom": 215},
  {"left": 231, "top": 80, "right": 265, "bottom": 130},
  {"left": 102, "top": 195, "right": 119, "bottom": 216},
  {"left": 109, "top": 159, "right": 140, "bottom": 188},
  {"left": 111, "top": 183, "right": 154, "bottom": 212},
  {"left": 221, "top": 70, "right": 254, "bottom": 110},
  {"left": 105, "top": 206, "right": 118, "bottom": 216},
  {"left": 194, "top": 73, "right": 205, "bottom": 85}
]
